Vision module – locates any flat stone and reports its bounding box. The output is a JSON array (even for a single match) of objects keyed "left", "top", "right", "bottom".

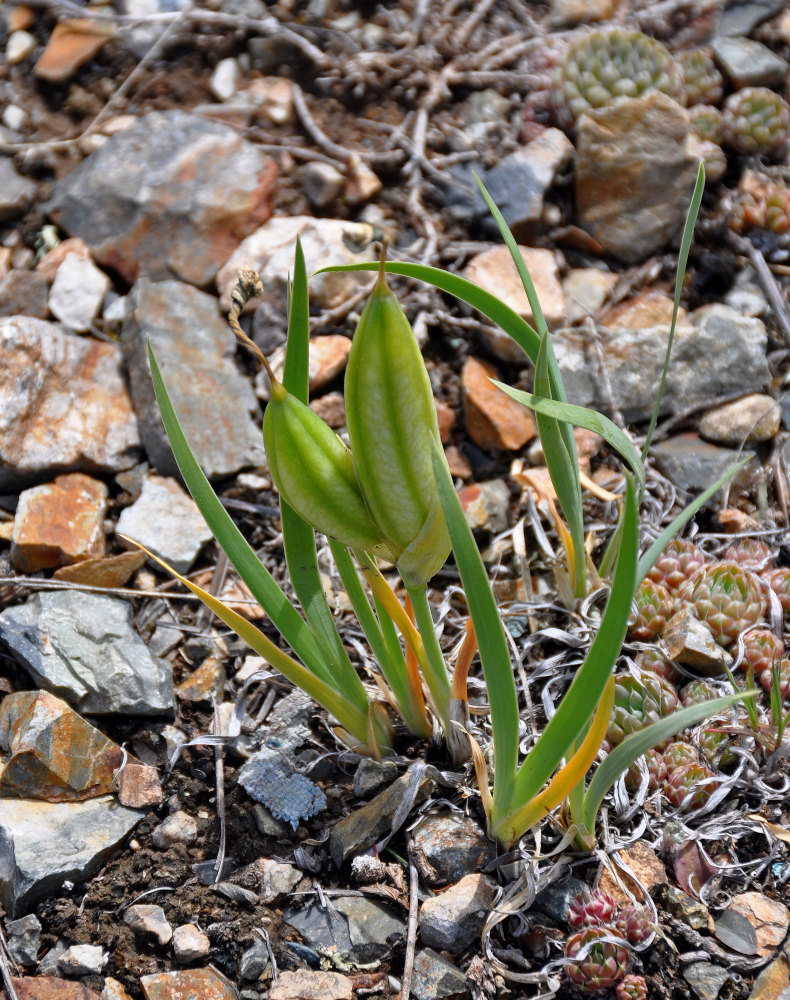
[
  {"left": 602, "top": 289, "right": 684, "bottom": 330},
  {"left": 530, "top": 876, "right": 587, "bottom": 926},
  {"left": 48, "top": 253, "right": 110, "bottom": 333},
  {"left": 411, "top": 948, "right": 469, "bottom": 1000},
  {"left": 0, "top": 271, "right": 49, "bottom": 318},
  {"left": 650, "top": 434, "right": 760, "bottom": 497},
  {"left": 562, "top": 268, "right": 618, "bottom": 324},
  {"left": 0, "top": 159, "right": 36, "bottom": 222},
  {"left": 140, "top": 968, "right": 237, "bottom": 1000},
  {"left": 329, "top": 766, "right": 435, "bottom": 867},
  {"left": 412, "top": 813, "right": 495, "bottom": 887},
  {"left": 0, "top": 690, "right": 123, "bottom": 801},
  {"left": 0, "top": 591, "right": 174, "bottom": 716},
  {"left": 151, "top": 810, "right": 198, "bottom": 849},
  {"left": 748, "top": 954, "right": 789, "bottom": 1000},
  {"left": 116, "top": 474, "right": 211, "bottom": 573},
  {"left": 353, "top": 757, "right": 399, "bottom": 797},
  {"left": 462, "top": 357, "right": 536, "bottom": 451},
  {"left": 115, "top": 761, "right": 163, "bottom": 809},
  {"left": 58, "top": 945, "right": 105, "bottom": 977},
  {"left": 683, "top": 962, "right": 730, "bottom": 1000},
  {"left": 171, "top": 924, "right": 210, "bottom": 963},
  {"left": 419, "top": 874, "right": 495, "bottom": 955},
  {"left": 48, "top": 111, "right": 277, "bottom": 286},
  {"left": 216, "top": 216, "right": 378, "bottom": 312},
  {"left": 718, "top": 0, "right": 786, "bottom": 37},
  {"left": 699, "top": 394, "right": 781, "bottom": 446},
  {"left": 458, "top": 479, "right": 511, "bottom": 534},
  {"left": 6, "top": 915, "right": 42, "bottom": 967},
  {"left": 284, "top": 895, "right": 405, "bottom": 966},
  {"left": 598, "top": 842, "right": 667, "bottom": 907},
  {"left": 0, "top": 317, "right": 140, "bottom": 491},
  {"left": 712, "top": 37, "right": 789, "bottom": 88},
  {"left": 303, "top": 162, "right": 345, "bottom": 209},
  {"left": 124, "top": 904, "right": 173, "bottom": 946},
  {"left": 0, "top": 796, "right": 143, "bottom": 917},
  {"left": 662, "top": 609, "right": 733, "bottom": 674},
  {"left": 728, "top": 893, "right": 790, "bottom": 957},
  {"left": 0, "top": 980, "right": 100, "bottom": 1000},
  {"left": 53, "top": 551, "right": 146, "bottom": 589},
  {"left": 576, "top": 93, "right": 699, "bottom": 264},
  {"left": 34, "top": 19, "right": 115, "bottom": 83},
  {"left": 554, "top": 305, "right": 770, "bottom": 422},
  {"left": 269, "top": 971, "right": 353, "bottom": 1000},
  {"left": 11, "top": 474, "right": 108, "bottom": 573},
  {"left": 238, "top": 937, "right": 270, "bottom": 981},
  {"left": 121, "top": 279, "right": 265, "bottom": 480}
]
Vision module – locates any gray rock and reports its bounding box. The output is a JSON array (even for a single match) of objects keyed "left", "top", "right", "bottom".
[
  {"left": 683, "top": 961, "right": 730, "bottom": 1000},
  {"left": 47, "top": 111, "right": 276, "bottom": 286},
  {"left": 650, "top": 434, "right": 760, "bottom": 497},
  {"left": 419, "top": 874, "right": 495, "bottom": 955},
  {"left": 0, "top": 159, "right": 37, "bottom": 222},
  {"left": 354, "top": 758, "right": 399, "bottom": 797},
  {"left": 699, "top": 394, "right": 781, "bottom": 446},
  {"left": 0, "top": 591, "right": 174, "bottom": 716},
  {"left": 59, "top": 944, "right": 106, "bottom": 976},
  {"left": 6, "top": 913, "right": 42, "bottom": 967},
  {"left": 530, "top": 875, "right": 587, "bottom": 926},
  {"left": 724, "top": 266, "right": 768, "bottom": 318},
  {"left": 302, "top": 162, "right": 345, "bottom": 209},
  {"left": 124, "top": 904, "right": 173, "bottom": 945},
  {"left": 48, "top": 254, "right": 110, "bottom": 333},
  {"left": 712, "top": 37, "right": 788, "bottom": 88},
  {"left": 553, "top": 306, "right": 769, "bottom": 423},
  {"left": 0, "top": 270, "right": 49, "bottom": 319},
  {"left": 121, "top": 278, "right": 265, "bottom": 479},
  {"left": 117, "top": 474, "right": 212, "bottom": 573},
  {"left": 717, "top": 0, "right": 786, "bottom": 36},
  {"left": 412, "top": 813, "right": 495, "bottom": 886},
  {"left": 0, "top": 317, "right": 141, "bottom": 490},
  {"left": 411, "top": 948, "right": 469, "bottom": 1000},
  {"left": 562, "top": 267, "right": 618, "bottom": 324},
  {"left": 576, "top": 93, "right": 699, "bottom": 264},
  {"left": 151, "top": 810, "right": 198, "bottom": 849},
  {"left": 0, "top": 795, "right": 143, "bottom": 917},
  {"left": 37, "top": 940, "right": 68, "bottom": 976},
  {"left": 239, "top": 937, "right": 270, "bottom": 981},
  {"left": 284, "top": 895, "right": 405, "bottom": 966},
  {"left": 238, "top": 749, "right": 327, "bottom": 830},
  {"left": 252, "top": 803, "right": 290, "bottom": 839}
]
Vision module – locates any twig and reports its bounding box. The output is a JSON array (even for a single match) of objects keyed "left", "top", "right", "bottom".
[
  {"left": 0, "top": 576, "right": 261, "bottom": 604},
  {"left": 196, "top": 550, "right": 229, "bottom": 630},
  {"left": 212, "top": 698, "right": 227, "bottom": 884},
  {"left": 451, "top": 0, "right": 498, "bottom": 52},
  {"left": 399, "top": 842, "right": 420, "bottom": 1000}
]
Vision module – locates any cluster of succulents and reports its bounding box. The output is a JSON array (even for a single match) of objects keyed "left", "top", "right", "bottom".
[
  {"left": 564, "top": 889, "right": 651, "bottom": 993},
  {"left": 722, "top": 87, "right": 790, "bottom": 156},
  {"left": 730, "top": 178, "right": 790, "bottom": 236}
]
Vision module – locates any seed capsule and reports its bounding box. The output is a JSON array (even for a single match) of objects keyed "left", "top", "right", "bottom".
[{"left": 345, "top": 254, "right": 450, "bottom": 586}]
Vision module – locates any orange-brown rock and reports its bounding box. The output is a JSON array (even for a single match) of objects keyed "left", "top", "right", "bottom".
[
  {"left": 462, "top": 357, "right": 536, "bottom": 451},
  {"left": 270, "top": 971, "right": 354, "bottom": 1000},
  {"left": 140, "top": 968, "right": 237, "bottom": 1000},
  {"left": 34, "top": 19, "right": 116, "bottom": 83},
  {"left": 601, "top": 289, "right": 685, "bottom": 329},
  {"left": 2, "top": 978, "right": 100, "bottom": 1000},
  {"left": 445, "top": 445, "right": 472, "bottom": 479},
  {"left": 310, "top": 392, "right": 346, "bottom": 429},
  {"left": 435, "top": 400, "right": 456, "bottom": 443},
  {"left": 462, "top": 245, "right": 567, "bottom": 329},
  {"left": 36, "top": 237, "right": 91, "bottom": 282},
  {"left": 598, "top": 842, "right": 667, "bottom": 907},
  {"left": 115, "top": 761, "right": 163, "bottom": 809},
  {"left": 175, "top": 656, "right": 226, "bottom": 704},
  {"left": 11, "top": 473, "right": 108, "bottom": 573},
  {"left": 0, "top": 691, "right": 123, "bottom": 801},
  {"left": 53, "top": 551, "right": 146, "bottom": 588}
]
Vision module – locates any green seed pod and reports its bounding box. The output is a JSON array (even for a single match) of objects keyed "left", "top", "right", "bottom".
[
  {"left": 345, "top": 257, "right": 450, "bottom": 586},
  {"left": 263, "top": 379, "right": 397, "bottom": 559}
]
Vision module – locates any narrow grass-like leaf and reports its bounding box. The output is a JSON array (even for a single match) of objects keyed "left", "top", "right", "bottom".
[
  {"left": 578, "top": 691, "right": 747, "bottom": 835},
  {"left": 431, "top": 438, "right": 519, "bottom": 813},
  {"left": 148, "top": 343, "right": 329, "bottom": 680},
  {"left": 636, "top": 456, "right": 751, "bottom": 585},
  {"left": 492, "top": 382, "right": 645, "bottom": 489},
  {"left": 641, "top": 163, "right": 705, "bottom": 462},
  {"left": 511, "top": 477, "right": 638, "bottom": 807}
]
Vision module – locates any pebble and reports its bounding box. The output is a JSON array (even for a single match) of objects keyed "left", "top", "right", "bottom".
[
  {"left": 34, "top": 19, "right": 115, "bottom": 82},
  {"left": 562, "top": 267, "right": 618, "bottom": 324},
  {"left": 210, "top": 58, "right": 239, "bottom": 102},
  {"left": 650, "top": 433, "right": 760, "bottom": 497},
  {"left": 550, "top": 0, "right": 618, "bottom": 26},
  {"left": 123, "top": 904, "right": 173, "bottom": 946},
  {"left": 576, "top": 92, "right": 699, "bottom": 264},
  {"left": 748, "top": 952, "right": 790, "bottom": 1000},
  {"left": 461, "top": 357, "right": 536, "bottom": 451},
  {"left": 244, "top": 76, "right": 294, "bottom": 124},
  {"left": 48, "top": 253, "right": 110, "bottom": 332},
  {"left": 171, "top": 924, "right": 210, "bottom": 962},
  {"left": 725, "top": 267, "right": 768, "bottom": 318},
  {"left": 602, "top": 289, "right": 683, "bottom": 330},
  {"left": 344, "top": 155, "right": 382, "bottom": 205},
  {"left": 238, "top": 937, "right": 270, "bottom": 981},
  {"left": 411, "top": 948, "right": 469, "bottom": 1000},
  {"left": 256, "top": 335, "right": 352, "bottom": 401},
  {"left": 58, "top": 945, "right": 106, "bottom": 976},
  {"left": 419, "top": 874, "right": 496, "bottom": 955},
  {"left": 175, "top": 655, "right": 226, "bottom": 704},
  {"left": 234, "top": 857, "right": 302, "bottom": 904},
  {"left": 151, "top": 811, "right": 199, "bottom": 849},
  {"left": 711, "top": 37, "right": 788, "bottom": 88},
  {"left": 0, "top": 316, "right": 140, "bottom": 491},
  {"left": 6, "top": 914, "right": 42, "bottom": 967},
  {"left": 303, "top": 162, "right": 346, "bottom": 208},
  {"left": 458, "top": 480, "right": 511, "bottom": 534},
  {"left": 216, "top": 217, "right": 378, "bottom": 312},
  {"left": 36, "top": 237, "right": 91, "bottom": 281},
  {"left": 662, "top": 609, "right": 733, "bottom": 675},
  {"left": 53, "top": 551, "right": 147, "bottom": 589},
  {"left": 353, "top": 757, "right": 399, "bottom": 797},
  {"left": 699, "top": 394, "right": 781, "bottom": 446},
  {"left": 0, "top": 270, "right": 49, "bottom": 318},
  {"left": 728, "top": 893, "right": 790, "bottom": 957},
  {"left": 683, "top": 962, "right": 730, "bottom": 1000},
  {"left": 0, "top": 591, "right": 174, "bottom": 716},
  {"left": 329, "top": 765, "right": 435, "bottom": 867},
  {"left": 662, "top": 885, "right": 710, "bottom": 930},
  {"left": 718, "top": 0, "right": 786, "bottom": 37},
  {"left": 115, "top": 761, "right": 163, "bottom": 809},
  {"left": 598, "top": 842, "right": 667, "bottom": 907},
  {"left": 284, "top": 894, "right": 405, "bottom": 965},
  {"left": 6, "top": 30, "right": 37, "bottom": 65},
  {"left": 102, "top": 977, "right": 135, "bottom": 1000},
  {"left": 47, "top": 111, "right": 277, "bottom": 286},
  {"left": 37, "top": 942, "right": 70, "bottom": 976},
  {"left": 11, "top": 473, "right": 108, "bottom": 573},
  {"left": 412, "top": 812, "right": 495, "bottom": 886},
  {"left": 122, "top": 278, "right": 265, "bottom": 480},
  {"left": 0, "top": 690, "right": 123, "bottom": 802},
  {"left": 140, "top": 968, "right": 237, "bottom": 1000},
  {"left": 2, "top": 105, "right": 28, "bottom": 132},
  {"left": 269, "top": 970, "right": 353, "bottom": 1000},
  {"left": 116, "top": 474, "right": 212, "bottom": 573}
]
